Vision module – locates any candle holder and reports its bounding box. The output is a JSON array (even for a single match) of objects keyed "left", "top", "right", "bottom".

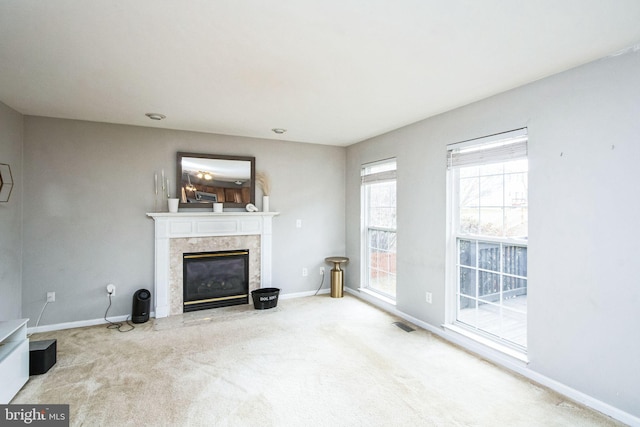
[{"left": 153, "top": 170, "right": 171, "bottom": 212}]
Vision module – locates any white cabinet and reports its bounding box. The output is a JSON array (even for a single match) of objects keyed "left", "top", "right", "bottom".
[{"left": 0, "top": 319, "right": 29, "bottom": 403}]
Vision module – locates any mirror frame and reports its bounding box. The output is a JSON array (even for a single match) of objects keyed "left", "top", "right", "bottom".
[{"left": 176, "top": 152, "right": 255, "bottom": 210}]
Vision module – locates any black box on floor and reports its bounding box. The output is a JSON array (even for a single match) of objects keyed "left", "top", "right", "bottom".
[{"left": 29, "top": 339, "right": 57, "bottom": 375}]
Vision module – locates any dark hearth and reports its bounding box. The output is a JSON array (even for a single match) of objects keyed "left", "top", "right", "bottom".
[{"left": 183, "top": 250, "right": 249, "bottom": 312}]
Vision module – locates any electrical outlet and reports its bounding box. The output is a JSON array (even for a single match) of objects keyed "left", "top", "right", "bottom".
[
  {"left": 320, "top": 267, "right": 325, "bottom": 275},
  {"left": 296, "top": 219, "right": 302, "bottom": 228},
  {"left": 106, "top": 283, "right": 116, "bottom": 296},
  {"left": 302, "top": 268, "right": 308, "bottom": 277},
  {"left": 425, "top": 292, "right": 432, "bottom": 304},
  {"left": 47, "top": 292, "right": 55, "bottom": 302}
]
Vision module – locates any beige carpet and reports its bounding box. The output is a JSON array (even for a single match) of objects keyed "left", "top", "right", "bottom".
[{"left": 15, "top": 294, "right": 622, "bottom": 426}]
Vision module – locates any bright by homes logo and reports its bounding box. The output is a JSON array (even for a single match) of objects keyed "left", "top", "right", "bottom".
[{"left": 0, "top": 405, "right": 68, "bottom": 426}]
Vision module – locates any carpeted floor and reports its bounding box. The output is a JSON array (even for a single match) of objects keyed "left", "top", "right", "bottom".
[{"left": 14, "top": 294, "right": 622, "bottom": 426}]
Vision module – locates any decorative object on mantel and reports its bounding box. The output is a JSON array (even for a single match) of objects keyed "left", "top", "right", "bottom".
[
  {"left": 256, "top": 171, "right": 271, "bottom": 212},
  {"left": 168, "top": 198, "right": 179, "bottom": 213},
  {"left": 245, "top": 203, "right": 258, "bottom": 212},
  {"left": 154, "top": 169, "right": 172, "bottom": 212},
  {"left": 0, "top": 163, "right": 14, "bottom": 203}
]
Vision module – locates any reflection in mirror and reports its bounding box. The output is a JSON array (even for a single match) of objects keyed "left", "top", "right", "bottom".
[{"left": 177, "top": 153, "right": 255, "bottom": 209}]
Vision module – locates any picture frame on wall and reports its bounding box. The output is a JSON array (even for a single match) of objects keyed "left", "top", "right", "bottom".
[{"left": 0, "top": 163, "right": 13, "bottom": 203}]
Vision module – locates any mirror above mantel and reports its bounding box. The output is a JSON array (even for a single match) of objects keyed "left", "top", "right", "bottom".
[{"left": 177, "top": 152, "right": 255, "bottom": 209}]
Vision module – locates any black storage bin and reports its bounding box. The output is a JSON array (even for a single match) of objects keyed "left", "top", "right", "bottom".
[
  {"left": 251, "top": 288, "right": 280, "bottom": 310},
  {"left": 132, "top": 289, "right": 151, "bottom": 323},
  {"left": 29, "top": 339, "right": 57, "bottom": 375}
]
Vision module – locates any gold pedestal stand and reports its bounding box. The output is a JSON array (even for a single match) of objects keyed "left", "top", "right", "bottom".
[{"left": 325, "top": 257, "right": 349, "bottom": 298}]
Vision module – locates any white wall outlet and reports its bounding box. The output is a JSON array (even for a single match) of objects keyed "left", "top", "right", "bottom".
[
  {"left": 106, "top": 283, "right": 116, "bottom": 296},
  {"left": 47, "top": 291, "right": 55, "bottom": 302},
  {"left": 320, "top": 267, "right": 325, "bottom": 275},
  {"left": 302, "top": 268, "right": 308, "bottom": 277},
  {"left": 425, "top": 292, "right": 432, "bottom": 304},
  {"left": 296, "top": 219, "right": 302, "bottom": 228}
]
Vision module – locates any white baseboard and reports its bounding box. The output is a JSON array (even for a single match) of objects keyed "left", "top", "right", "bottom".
[
  {"left": 26, "top": 289, "right": 328, "bottom": 334},
  {"left": 279, "top": 288, "right": 330, "bottom": 299},
  {"left": 344, "top": 287, "right": 640, "bottom": 427},
  {"left": 27, "top": 313, "right": 153, "bottom": 335}
]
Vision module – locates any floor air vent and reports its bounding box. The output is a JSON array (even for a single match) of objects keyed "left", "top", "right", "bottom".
[{"left": 393, "top": 322, "right": 415, "bottom": 332}]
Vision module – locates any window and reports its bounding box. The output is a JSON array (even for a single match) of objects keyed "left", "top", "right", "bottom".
[
  {"left": 448, "top": 129, "right": 528, "bottom": 351},
  {"left": 361, "top": 159, "right": 397, "bottom": 299}
]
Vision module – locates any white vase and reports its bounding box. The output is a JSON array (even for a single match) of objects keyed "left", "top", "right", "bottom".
[
  {"left": 262, "top": 195, "right": 270, "bottom": 212},
  {"left": 167, "top": 198, "right": 179, "bottom": 213}
]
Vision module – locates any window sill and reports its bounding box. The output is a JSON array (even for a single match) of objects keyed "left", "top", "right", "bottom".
[
  {"left": 358, "top": 287, "right": 396, "bottom": 306},
  {"left": 442, "top": 323, "right": 528, "bottom": 364}
]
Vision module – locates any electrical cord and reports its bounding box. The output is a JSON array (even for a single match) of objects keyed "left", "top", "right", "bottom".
[
  {"left": 27, "top": 300, "right": 50, "bottom": 337},
  {"left": 104, "top": 294, "right": 135, "bottom": 332},
  {"left": 314, "top": 269, "right": 326, "bottom": 296}
]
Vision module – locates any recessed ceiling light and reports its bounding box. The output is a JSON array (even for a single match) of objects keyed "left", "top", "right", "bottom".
[
  {"left": 271, "top": 128, "right": 287, "bottom": 134},
  {"left": 145, "top": 113, "right": 166, "bottom": 121}
]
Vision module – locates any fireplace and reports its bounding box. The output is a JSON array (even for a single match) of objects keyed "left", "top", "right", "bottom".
[
  {"left": 147, "top": 212, "right": 278, "bottom": 318},
  {"left": 183, "top": 250, "right": 249, "bottom": 312}
]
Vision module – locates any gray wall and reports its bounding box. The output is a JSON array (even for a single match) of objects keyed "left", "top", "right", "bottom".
[
  {"left": 0, "top": 102, "right": 23, "bottom": 320},
  {"left": 346, "top": 50, "right": 640, "bottom": 417},
  {"left": 7, "top": 45, "right": 639, "bottom": 421},
  {"left": 21, "top": 117, "right": 345, "bottom": 326}
]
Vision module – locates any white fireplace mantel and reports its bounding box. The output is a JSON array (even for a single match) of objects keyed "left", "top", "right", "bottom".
[{"left": 147, "top": 212, "right": 279, "bottom": 318}]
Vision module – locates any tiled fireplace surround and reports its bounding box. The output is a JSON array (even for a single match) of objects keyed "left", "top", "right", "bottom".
[{"left": 147, "top": 212, "right": 278, "bottom": 318}]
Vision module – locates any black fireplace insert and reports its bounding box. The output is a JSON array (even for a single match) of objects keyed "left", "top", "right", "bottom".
[{"left": 183, "top": 250, "right": 249, "bottom": 312}]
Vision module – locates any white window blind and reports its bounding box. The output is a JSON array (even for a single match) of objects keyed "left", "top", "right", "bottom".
[
  {"left": 362, "top": 158, "right": 397, "bottom": 184},
  {"left": 447, "top": 128, "right": 528, "bottom": 169}
]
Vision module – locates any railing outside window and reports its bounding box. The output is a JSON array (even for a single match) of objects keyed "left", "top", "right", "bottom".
[
  {"left": 457, "top": 237, "right": 527, "bottom": 349},
  {"left": 367, "top": 227, "right": 397, "bottom": 298}
]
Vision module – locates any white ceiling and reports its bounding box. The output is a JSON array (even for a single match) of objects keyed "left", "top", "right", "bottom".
[{"left": 1, "top": 1, "right": 640, "bottom": 146}]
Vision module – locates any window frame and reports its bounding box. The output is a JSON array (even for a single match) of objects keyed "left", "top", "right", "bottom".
[
  {"left": 446, "top": 129, "right": 528, "bottom": 352},
  {"left": 361, "top": 158, "right": 397, "bottom": 301}
]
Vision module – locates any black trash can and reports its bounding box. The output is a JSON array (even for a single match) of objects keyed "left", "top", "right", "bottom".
[
  {"left": 132, "top": 289, "right": 151, "bottom": 323},
  {"left": 251, "top": 288, "right": 280, "bottom": 310}
]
